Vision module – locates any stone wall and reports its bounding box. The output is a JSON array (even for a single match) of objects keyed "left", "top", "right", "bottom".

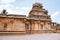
[{"left": 0, "top": 17, "right": 26, "bottom": 31}]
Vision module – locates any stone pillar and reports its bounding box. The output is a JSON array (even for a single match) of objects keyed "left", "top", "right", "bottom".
[
  {"left": 39, "top": 23, "right": 41, "bottom": 30},
  {"left": 40, "top": 22, "right": 44, "bottom": 30},
  {"left": 34, "top": 21, "right": 39, "bottom": 30},
  {"left": 0, "top": 22, "right": 4, "bottom": 31}
]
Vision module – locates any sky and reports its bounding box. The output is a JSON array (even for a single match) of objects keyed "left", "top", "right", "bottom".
[{"left": 0, "top": 0, "right": 60, "bottom": 23}]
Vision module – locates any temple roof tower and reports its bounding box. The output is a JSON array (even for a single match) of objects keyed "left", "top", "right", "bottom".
[
  {"left": 28, "top": 3, "right": 51, "bottom": 21},
  {"left": 29, "top": 3, "right": 48, "bottom": 16}
]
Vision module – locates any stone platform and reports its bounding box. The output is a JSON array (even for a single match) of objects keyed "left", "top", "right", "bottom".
[{"left": 0, "top": 30, "right": 60, "bottom": 35}]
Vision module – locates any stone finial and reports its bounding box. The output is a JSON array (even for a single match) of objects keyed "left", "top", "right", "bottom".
[{"left": 33, "top": 3, "right": 43, "bottom": 9}]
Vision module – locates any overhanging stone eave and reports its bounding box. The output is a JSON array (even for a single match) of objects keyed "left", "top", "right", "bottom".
[{"left": 0, "top": 16, "right": 26, "bottom": 19}]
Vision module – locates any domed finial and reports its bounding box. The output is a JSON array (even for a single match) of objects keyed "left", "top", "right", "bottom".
[{"left": 33, "top": 3, "right": 43, "bottom": 9}]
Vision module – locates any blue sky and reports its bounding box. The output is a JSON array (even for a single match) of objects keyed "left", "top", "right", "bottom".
[{"left": 0, "top": 0, "right": 60, "bottom": 23}]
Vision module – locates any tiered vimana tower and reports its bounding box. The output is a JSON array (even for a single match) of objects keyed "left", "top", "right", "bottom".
[{"left": 26, "top": 3, "right": 52, "bottom": 34}]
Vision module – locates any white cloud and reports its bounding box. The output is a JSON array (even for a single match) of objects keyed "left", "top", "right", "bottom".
[
  {"left": 0, "top": 4, "right": 30, "bottom": 15},
  {"left": 51, "top": 11, "right": 59, "bottom": 18},
  {"left": 7, "top": 9, "right": 23, "bottom": 14},
  {"left": 0, "top": 0, "right": 15, "bottom": 4},
  {"left": 51, "top": 11, "right": 60, "bottom": 23},
  {"left": 0, "top": 0, "right": 31, "bottom": 16},
  {"left": 0, "top": 0, "right": 16, "bottom": 11},
  {"left": 21, "top": 7, "right": 30, "bottom": 10},
  {"left": 0, "top": 4, "right": 14, "bottom": 10},
  {"left": 7, "top": 9, "right": 29, "bottom": 16}
]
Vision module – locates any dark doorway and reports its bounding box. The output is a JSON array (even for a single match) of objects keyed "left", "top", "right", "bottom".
[
  {"left": 41, "top": 24, "right": 43, "bottom": 29},
  {"left": 4, "top": 23, "right": 7, "bottom": 30}
]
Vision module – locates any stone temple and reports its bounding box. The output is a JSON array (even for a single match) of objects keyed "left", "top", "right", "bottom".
[{"left": 0, "top": 3, "right": 59, "bottom": 35}]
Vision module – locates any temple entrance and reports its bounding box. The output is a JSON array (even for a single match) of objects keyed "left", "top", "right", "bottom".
[
  {"left": 25, "top": 24, "right": 30, "bottom": 34},
  {"left": 41, "top": 24, "right": 43, "bottom": 30},
  {"left": 4, "top": 23, "right": 7, "bottom": 31}
]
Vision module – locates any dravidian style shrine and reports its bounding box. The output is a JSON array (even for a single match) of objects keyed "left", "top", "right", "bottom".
[{"left": 0, "top": 3, "right": 59, "bottom": 35}]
